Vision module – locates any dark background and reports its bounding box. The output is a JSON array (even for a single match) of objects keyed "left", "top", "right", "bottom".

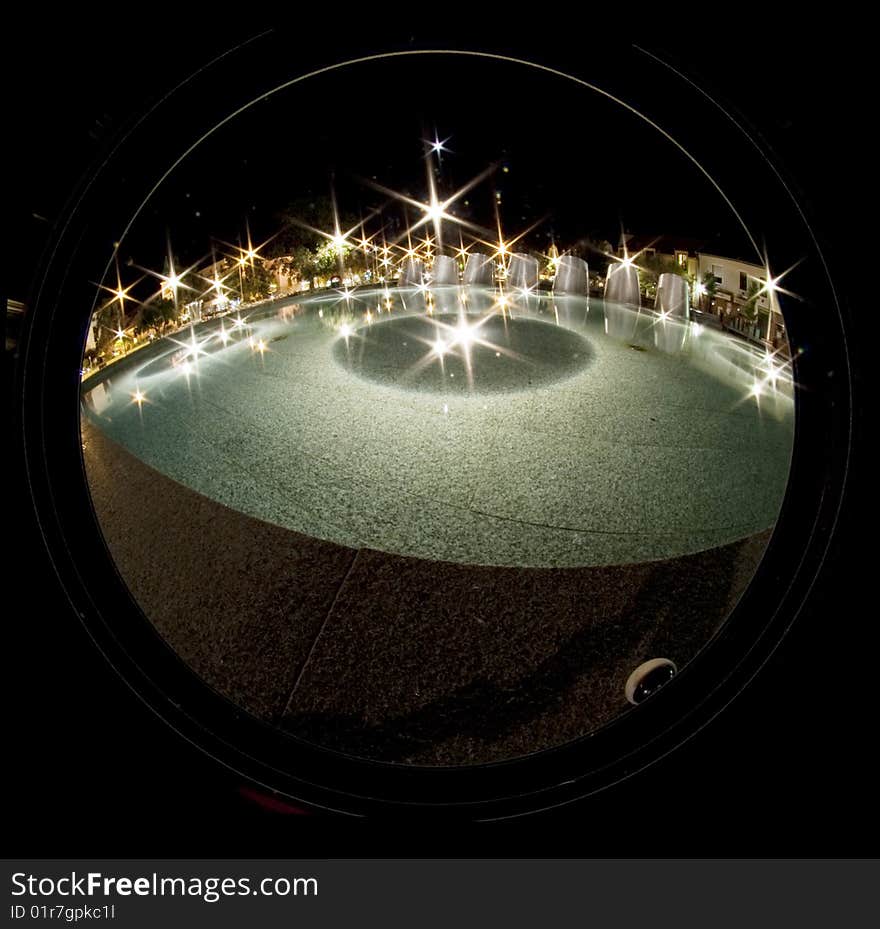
[{"left": 6, "top": 18, "right": 872, "bottom": 849}]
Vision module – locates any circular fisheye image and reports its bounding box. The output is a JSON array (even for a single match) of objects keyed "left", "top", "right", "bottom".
[{"left": 77, "top": 51, "right": 795, "bottom": 768}]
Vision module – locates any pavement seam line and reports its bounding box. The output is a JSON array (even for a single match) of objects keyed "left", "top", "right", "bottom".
[{"left": 280, "top": 547, "right": 362, "bottom": 719}]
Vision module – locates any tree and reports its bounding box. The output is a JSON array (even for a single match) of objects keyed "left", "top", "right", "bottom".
[
  {"left": 291, "top": 245, "right": 318, "bottom": 289},
  {"left": 700, "top": 269, "right": 719, "bottom": 312},
  {"left": 241, "top": 262, "right": 274, "bottom": 302},
  {"left": 137, "top": 297, "right": 177, "bottom": 334},
  {"left": 312, "top": 242, "right": 343, "bottom": 282},
  {"left": 571, "top": 237, "right": 612, "bottom": 276},
  {"left": 740, "top": 278, "right": 762, "bottom": 322},
  {"left": 270, "top": 194, "right": 366, "bottom": 288},
  {"left": 637, "top": 253, "right": 692, "bottom": 302}
]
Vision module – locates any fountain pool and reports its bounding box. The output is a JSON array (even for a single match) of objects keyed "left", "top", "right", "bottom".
[{"left": 81, "top": 286, "right": 794, "bottom": 569}]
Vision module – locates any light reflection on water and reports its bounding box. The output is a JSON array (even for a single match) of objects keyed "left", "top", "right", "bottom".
[
  {"left": 84, "top": 285, "right": 795, "bottom": 411},
  {"left": 81, "top": 284, "right": 795, "bottom": 568}
]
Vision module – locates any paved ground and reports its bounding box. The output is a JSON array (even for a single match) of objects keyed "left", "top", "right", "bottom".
[
  {"left": 81, "top": 288, "right": 794, "bottom": 569},
  {"left": 83, "top": 420, "right": 772, "bottom": 765}
]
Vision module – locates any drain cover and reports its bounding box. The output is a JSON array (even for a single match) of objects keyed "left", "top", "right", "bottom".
[{"left": 625, "top": 658, "right": 677, "bottom": 705}]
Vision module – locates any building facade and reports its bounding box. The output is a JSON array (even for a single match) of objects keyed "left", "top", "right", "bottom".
[
  {"left": 616, "top": 234, "right": 787, "bottom": 351},
  {"left": 697, "top": 253, "right": 785, "bottom": 349}
]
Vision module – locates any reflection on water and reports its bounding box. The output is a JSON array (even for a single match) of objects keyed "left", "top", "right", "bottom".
[
  {"left": 604, "top": 300, "right": 641, "bottom": 343},
  {"left": 83, "top": 284, "right": 794, "bottom": 420},
  {"left": 83, "top": 378, "right": 113, "bottom": 415},
  {"left": 653, "top": 316, "right": 689, "bottom": 355},
  {"left": 332, "top": 311, "right": 592, "bottom": 393},
  {"left": 80, "top": 283, "right": 795, "bottom": 569}
]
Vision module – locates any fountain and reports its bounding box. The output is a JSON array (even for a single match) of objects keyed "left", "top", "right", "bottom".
[
  {"left": 553, "top": 255, "right": 589, "bottom": 295},
  {"left": 82, "top": 285, "right": 794, "bottom": 570},
  {"left": 507, "top": 253, "right": 539, "bottom": 290},
  {"left": 398, "top": 257, "right": 426, "bottom": 287},
  {"left": 604, "top": 261, "right": 640, "bottom": 307},
  {"left": 653, "top": 272, "right": 690, "bottom": 353},
  {"left": 431, "top": 255, "right": 459, "bottom": 286},
  {"left": 463, "top": 252, "right": 495, "bottom": 286},
  {"left": 655, "top": 273, "right": 689, "bottom": 319}
]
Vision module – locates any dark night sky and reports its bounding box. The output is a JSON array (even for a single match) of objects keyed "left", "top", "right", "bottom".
[
  {"left": 10, "top": 25, "right": 841, "bottom": 303},
  {"left": 138, "top": 52, "right": 733, "bottom": 251}
]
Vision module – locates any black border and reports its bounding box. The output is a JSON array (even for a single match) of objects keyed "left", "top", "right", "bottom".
[{"left": 13, "top": 36, "right": 854, "bottom": 820}]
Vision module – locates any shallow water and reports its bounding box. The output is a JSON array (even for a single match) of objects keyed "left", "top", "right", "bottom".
[{"left": 82, "top": 286, "right": 795, "bottom": 567}]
